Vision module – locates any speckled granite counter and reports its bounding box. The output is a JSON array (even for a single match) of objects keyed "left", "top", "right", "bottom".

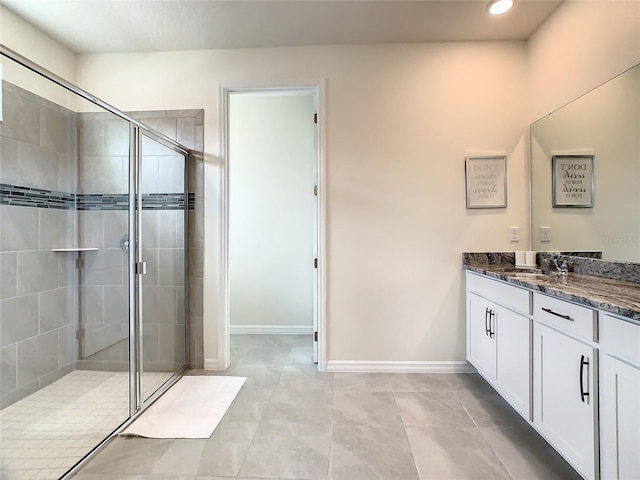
[{"left": 463, "top": 255, "right": 640, "bottom": 324}]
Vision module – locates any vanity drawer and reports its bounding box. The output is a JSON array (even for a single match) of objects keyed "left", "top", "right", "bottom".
[
  {"left": 466, "top": 272, "right": 531, "bottom": 315},
  {"left": 600, "top": 313, "right": 640, "bottom": 364},
  {"left": 533, "top": 292, "right": 596, "bottom": 341}
]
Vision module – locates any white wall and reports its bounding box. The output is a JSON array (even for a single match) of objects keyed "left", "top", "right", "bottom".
[
  {"left": 229, "top": 93, "right": 315, "bottom": 329},
  {"left": 75, "top": 42, "right": 529, "bottom": 367},
  {"left": 528, "top": 0, "right": 640, "bottom": 123},
  {"left": 0, "top": 5, "right": 76, "bottom": 106}
]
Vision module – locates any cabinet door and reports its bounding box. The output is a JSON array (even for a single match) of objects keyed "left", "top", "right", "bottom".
[
  {"left": 495, "top": 307, "right": 531, "bottom": 420},
  {"left": 534, "top": 323, "right": 597, "bottom": 480},
  {"left": 600, "top": 355, "right": 640, "bottom": 480},
  {"left": 467, "top": 293, "right": 496, "bottom": 380}
]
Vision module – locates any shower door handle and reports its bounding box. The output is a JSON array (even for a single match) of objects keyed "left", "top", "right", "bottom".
[{"left": 135, "top": 261, "right": 147, "bottom": 275}]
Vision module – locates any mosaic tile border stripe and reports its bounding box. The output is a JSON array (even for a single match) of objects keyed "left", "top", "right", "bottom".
[
  {"left": 0, "top": 184, "right": 76, "bottom": 209},
  {"left": 1, "top": 184, "right": 195, "bottom": 211}
]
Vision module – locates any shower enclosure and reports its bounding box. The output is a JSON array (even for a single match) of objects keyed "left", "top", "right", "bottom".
[{"left": 0, "top": 46, "right": 197, "bottom": 479}]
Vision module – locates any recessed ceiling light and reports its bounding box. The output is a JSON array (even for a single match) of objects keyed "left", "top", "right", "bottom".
[{"left": 487, "top": 0, "right": 514, "bottom": 15}]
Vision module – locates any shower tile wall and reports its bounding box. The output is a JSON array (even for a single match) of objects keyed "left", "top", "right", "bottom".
[
  {"left": 140, "top": 139, "right": 186, "bottom": 374},
  {"left": 75, "top": 110, "right": 205, "bottom": 372},
  {"left": 74, "top": 112, "right": 130, "bottom": 372},
  {"left": 191, "top": 111, "right": 205, "bottom": 369},
  {"left": 0, "top": 80, "right": 206, "bottom": 407},
  {"left": 0, "top": 82, "right": 78, "bottom": 408}
]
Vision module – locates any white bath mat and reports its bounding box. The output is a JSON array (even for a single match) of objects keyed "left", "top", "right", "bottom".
[{"left": 121, "top": 375, "right": 246, "bottom": 438}]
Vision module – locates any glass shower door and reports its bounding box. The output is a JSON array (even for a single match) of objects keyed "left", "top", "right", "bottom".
[
  {"left": 138, "top": 131, "right": 188, "bottom": 401},
  {"left": 0, "top": 51, "right": 134, "bottom": 479}
]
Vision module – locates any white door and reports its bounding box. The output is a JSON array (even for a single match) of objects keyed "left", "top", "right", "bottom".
[
  {"left": 467, "top": 294, "right": 496, "bottom": 381},
  {"left": 494, "top": 307, "right": 531, "bottom": 420},
  {"left": 601, "top": 354, "right": 640, "bottom": 480},
  {"left": 534, "top": 323, "right": 597, "bottom": 480}
]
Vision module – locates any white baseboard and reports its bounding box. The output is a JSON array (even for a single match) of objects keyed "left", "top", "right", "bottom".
[
  {"left": 205, "top": 357, "right": 475, "bottom": 373},
  {"left": 326, "top": 360, "right": 476, "bottom": 373},
  {"left": 229, "top": 325, "right": 314, "bottom": 335},
  {"left": 204, "top": 358, "right": 225, "bottom": 370}
]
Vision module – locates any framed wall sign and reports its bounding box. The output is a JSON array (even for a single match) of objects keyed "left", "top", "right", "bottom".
[
  {"left": 465, "top": 155, "right": 507, "bottom": 209},
  {"left": 552, "top": 155, "right": 595, "bottom": 207}
]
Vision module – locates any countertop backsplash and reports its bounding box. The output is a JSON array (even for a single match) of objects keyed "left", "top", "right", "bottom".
[
  {"left": 463, "top": 251, "right": 640, "bottom": 285},
  {"left": 461, "top": 252, "right": 515, "bottom": 267}
]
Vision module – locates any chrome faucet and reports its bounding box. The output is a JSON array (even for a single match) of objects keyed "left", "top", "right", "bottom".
[{"left": 551, "top": 255, "right": 570, "bottom": 277}]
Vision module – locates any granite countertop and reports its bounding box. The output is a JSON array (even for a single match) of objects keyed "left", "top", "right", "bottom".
[{"left": 465, "top": 264, "right": 640, "bottom": 323}]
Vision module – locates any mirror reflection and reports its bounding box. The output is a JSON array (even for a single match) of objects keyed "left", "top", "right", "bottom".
[{"left": 530, "top": 63, "right": 640, "bottom": 262}]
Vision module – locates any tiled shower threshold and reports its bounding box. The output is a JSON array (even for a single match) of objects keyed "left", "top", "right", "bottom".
[{"left": 0, "top": 370, "right": 168, "bottom": 480}]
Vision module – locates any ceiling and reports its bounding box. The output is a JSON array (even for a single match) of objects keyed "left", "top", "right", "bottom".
[{"left": 3, "top": 0, "right": 563, "bottom": 55}]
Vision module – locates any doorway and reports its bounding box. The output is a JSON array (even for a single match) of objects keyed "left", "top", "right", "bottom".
[{"left": 221, "top": 84, "right": 325, "bottom": 371}]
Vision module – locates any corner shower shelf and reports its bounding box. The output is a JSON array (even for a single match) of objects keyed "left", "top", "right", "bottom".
[{"left": 51, "top": 248, "right": 99, "bottom": 252}]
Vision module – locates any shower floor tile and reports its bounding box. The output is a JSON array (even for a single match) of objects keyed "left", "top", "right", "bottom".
[{"left": 0, "top": 370, "right": 168, "bottom": 480}]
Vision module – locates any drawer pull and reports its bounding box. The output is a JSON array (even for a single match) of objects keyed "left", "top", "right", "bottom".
[
  {"left": 541, "top": 307, "right": 574, "bottom": 321},
  {"left": 579, "top": 355, "right": 590, "bottom": 403}
]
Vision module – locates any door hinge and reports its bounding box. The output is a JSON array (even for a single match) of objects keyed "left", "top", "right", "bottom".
[
  {"left": 313, "top": 185, "right": 318, "bottom": 196},
  {"left": 75, "top": 258, "right": 84, "bottom": 269},
  {"left": 314, "top": 258, "right": 318, "bottom": 268},
  {"left": 135, "top": 261, "right": 147, "bottom": 275},
  {"left": 314, "top": 331, "right": 318, "bottom": 342},
  {"left": 314, "top": 113, "right": 318, "bottom": 124},
  {"left": 76, "top": 328, "right": 85, "bottom": 339}
]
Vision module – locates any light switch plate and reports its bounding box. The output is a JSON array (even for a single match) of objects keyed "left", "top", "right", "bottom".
[
  {"left": 509, "top": 227, "right": 520, "bottom": 242},
  {"left": 540, "top": 226, "right": 551, "bottom": 242}
]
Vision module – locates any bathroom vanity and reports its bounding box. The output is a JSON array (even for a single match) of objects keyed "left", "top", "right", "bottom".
[
  {"left": 464, "top": 256, "right": 640, "bottom": 480},
  {"left": 469, "top": 58, "right": 640, "bottom": 480}
]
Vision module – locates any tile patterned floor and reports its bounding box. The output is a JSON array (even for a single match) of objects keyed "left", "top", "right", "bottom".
[
  {"left": 70, "top": 334, "right": 582, "bottom": 480},
  {"left": 0, "top": 371, "right": 170, "bottom": 480}
]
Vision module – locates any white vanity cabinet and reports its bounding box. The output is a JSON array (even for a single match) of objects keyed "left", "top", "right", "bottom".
[
  {"left": 466, "top": 268, "right": 640, "bottom": 480},
  {"left": 466, "top": 272, "right": 532, "bottom": 420},
  {"left": 599, "top": 314, "right": 640, "bottom": 480},
  {"left": 533, "top": 293, "right": 598, "bottom": 480}
]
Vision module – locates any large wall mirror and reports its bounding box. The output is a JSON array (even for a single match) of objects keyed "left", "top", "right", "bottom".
[{"left": 530, "top": 63, "right": 640, "bottom": 262}]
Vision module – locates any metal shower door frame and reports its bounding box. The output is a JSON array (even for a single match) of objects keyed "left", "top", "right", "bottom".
[{"left": 128, "top": 125, "right": 191, "bottom": 416}]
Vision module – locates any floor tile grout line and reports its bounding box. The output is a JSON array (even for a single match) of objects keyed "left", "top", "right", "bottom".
[
  {"left": 231, "top": 340, "right": 292, "bottom": 479},
  {"left": 452, "top": 388, "right": 517, "bottom": 480},
  {"left": 452, "top": 387, "right": 484, "bottom": 430},
  {"left": 475, "top": 425, "right": 518, "bottom": 480},
  {"left": 391, "top": 385, "right": 423, "bottom": 480},
  {"left": 327, "top": 380, "right": 335, "bottom": 480}
]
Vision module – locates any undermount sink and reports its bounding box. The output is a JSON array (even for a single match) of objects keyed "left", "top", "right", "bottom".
[
  {"left": 500, "top": 267, "right": 545, "bottom": 275},
  {"left": 506, "top": 270, "right": 571, "bottom": 281},
  {"left": 500, "top": 268, "right": 557, "bottom": 279},
  {"left": 508, "top": 271, "right": 548, "bottom": 278}
]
